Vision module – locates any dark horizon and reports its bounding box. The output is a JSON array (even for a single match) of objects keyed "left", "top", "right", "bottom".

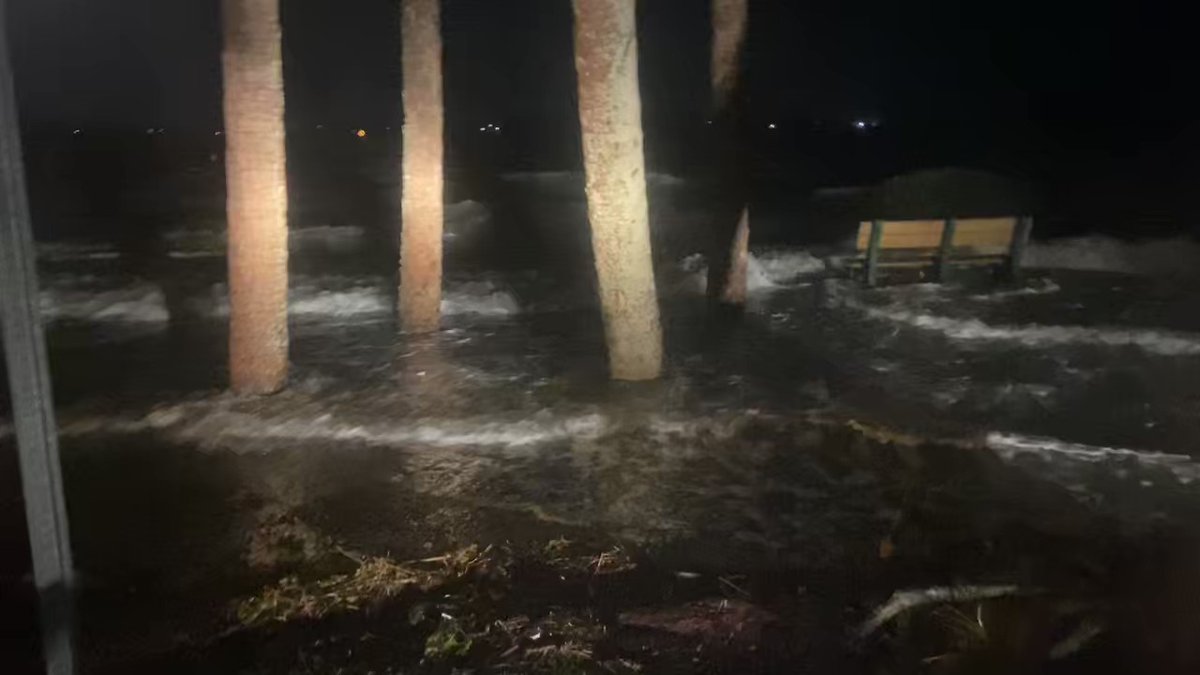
[
  {"left": 8, "top": 0, "right": 1200, "bottom": 240},
  {"left": 9, "top": 0, "right": 1197, "bottom": 153}
]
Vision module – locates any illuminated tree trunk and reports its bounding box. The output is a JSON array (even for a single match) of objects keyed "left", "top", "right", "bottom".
[
  {"left": 573, "top": 0, "right": 663, "bottom": 381},
  {"left": 222, "top": 0, "right": 289, "bottom": 394},
  {"left": 398, "top": 0, "right": 444, "bottom": 332},
  {"left": 706, "top": 0, "right": 750, "bottom": 307}
]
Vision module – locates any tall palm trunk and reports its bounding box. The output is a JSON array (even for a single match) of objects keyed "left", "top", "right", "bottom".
[
  {"left": 707, "top": 0, "right": 750, "bottom": 307},
  {"left": 398, "top": 0, "right": 444, "bottom": 333},
  {"left": 572, "top": 0, "right": 663, "bottom": 381},
  {"left": 222, "top": 0, "right": 289, "bottom": 394}
]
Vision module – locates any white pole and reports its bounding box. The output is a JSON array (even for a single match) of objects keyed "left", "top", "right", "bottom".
[{"left": 0, "top": 3, "right": 77, "bottom": 672}]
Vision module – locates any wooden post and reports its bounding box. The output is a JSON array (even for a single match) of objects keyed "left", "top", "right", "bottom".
[
  {"left": 572, "top": 0, "right": 663, "bottom": 380},
  {"left": 711, "top": 0, "right": 748, "bottom": 110},
  {"left": 0, "top": 9, "right": 77, "bottom": 671},
  {"left": 716, "top": 206, "right": 749, "bottom": 304},
  {"left": 936, "top": 216, "right": 957, "bottom": 282},
  {"left": 1008, "top": 215, "right": 1033, "bottom": 280},
  {"left": 398, "top": 0, "right": 444, "bottom": 333},
  {"left": 222, "top": 0, "right": 289, "bottom": 394},
  {"left": 707, "top": 0, "right": 750, "bottom": 307},
  {"left": 865, "top": 219, "right": 884, "bottom": 287}
]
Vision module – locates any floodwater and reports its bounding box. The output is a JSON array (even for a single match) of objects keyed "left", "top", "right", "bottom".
[{"left": 5, "top": 172, "right": 1200, "bottom": 673}]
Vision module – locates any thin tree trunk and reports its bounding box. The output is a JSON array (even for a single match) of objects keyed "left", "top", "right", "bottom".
[
  {"left": 573, "top": 0, "right": 663, "bottom": 381},
  {"left": 711, "top": 0, "right": 748, "bottom": 112},
  {"left": 707, "top": 0, "right": 750, "bottom": 307},
  {"left": 222, "top": 0, "right": 289, "bottom": 394},
  {"left": 398, "top": 0, "right": 444, "bottom": 333}
]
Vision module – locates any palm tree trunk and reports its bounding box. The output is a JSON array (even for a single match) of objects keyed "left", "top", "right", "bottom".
[
  {"left": 222, "top": 0, "right": 289, "bottom": 394},
  {"left": 573, "top": 0, "right": 663, "bottom": 381},
  {"left": 398, "top": 0, "right": 444, "bottom": 333},
  {"left": 707, "top": 0, "right": 750, "bottom": 307}
]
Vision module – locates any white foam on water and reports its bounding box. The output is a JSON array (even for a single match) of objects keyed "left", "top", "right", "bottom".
[
  {"left": 1025, "top": 235, "right": 1200, "bottom": 278},
  {"left": 986, "top": 432, "right": 1200, "bottom": 484},
  {"left": 183, "top": 281, "right": 390, "bottom": 320},
  {"left": 58, "top": 404, "right": 610, "bottom": 452},
  {"left": 745, "top": 256, "right": 779, "bottom": 291},
  {"left": 39, "top": 283, "right": 169, "bottom": 323},
  {"left": 37, "top": 273, "right": 522, "bottom": 325},
  {"left": 442, "top": 281, "right": 520, "bottom": 317},
  {"left": 290, "top": 285, "right": 390, "bottom": 318},
  {"left": 289, "top": 225, "right": 365, "bottom": 254},
  {"left": 37, "top": 242, "right": 121, "bottom": 262},
  {"left": 829, "top": 282, "right": 1200, "bottom": 356},
  {"left": 679, "top": 253, "right": 706, "bottom": 274},
  {"left": 752, "top": 249, "right": 827, "bottom": 283},
  {"left": 678, "top": 248, "right": 826, "bottom": 295},
  {"left": 968, "top": 279, "right": 1061, "bottom": 301}
]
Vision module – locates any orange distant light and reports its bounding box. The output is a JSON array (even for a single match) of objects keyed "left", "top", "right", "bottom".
[{"left": 356, "top": 129, "right": 367, "bottom": 138}]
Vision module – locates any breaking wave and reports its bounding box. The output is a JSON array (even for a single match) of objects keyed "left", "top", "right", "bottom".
[
  {"left": 678, "top": 248, "right": 826, "bottom": 294},
  {"left": 752, "top": 249, "right": 828, "bottom": 283},
  {"left": 828, "top": 282, "right": 1200, "bottom": 356},
  {"left": 38, "top": 275, "right": 521, "bottom": 326},
  {"left": 987, "top": 432, "right": 1200, "bottom": 484},
  {"left": 58, "top": 404, "right": 610, "bottom": 451},
  {"left": 967, "top": 279, "right": 1061, "bottom": 301},
  {"left": 37, "top": 242, "right": 120, "bottom": 262},
  {"left": 40, "top": 282, "right": 169, "bottom": 324},
  {"left": 289, "top": 225, "right": 365, "bottom": 254},
  {"left": 289, "top": 284, "right": 389, "bottom": 318},
  {"left": 442, "top": 281, "right": 521, "bottom": 317}
]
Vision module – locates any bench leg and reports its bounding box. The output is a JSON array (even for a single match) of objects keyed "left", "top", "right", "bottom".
[
  {"left": 936, "top": 216, "right": 956, "bottom": 283},
  {"left": 1006, "top": 215, "right": 1033, "bottom": 281},
  {"left": 865, "top": 219, "right": 883, "bottom": 287}
]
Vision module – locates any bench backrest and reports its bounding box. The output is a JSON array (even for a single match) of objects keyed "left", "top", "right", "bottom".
[{"left": 855, "top": 217, "right": 1018, "bottom": 253}]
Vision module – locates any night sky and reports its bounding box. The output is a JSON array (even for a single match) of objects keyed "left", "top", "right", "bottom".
[{"left": 6, "top": 0, "right": 1196, "bottom": 168}]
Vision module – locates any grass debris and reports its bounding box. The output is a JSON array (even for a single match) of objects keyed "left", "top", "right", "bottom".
[{"left": 236, "top": 544, "right": 500, "bottom": 628}]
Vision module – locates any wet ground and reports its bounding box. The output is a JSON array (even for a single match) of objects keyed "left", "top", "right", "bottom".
[
  {"left": 6, "top": 170, "right": 1200, "bottom": 672},
  {"left": 6, "top": 258, "right": 1200, "bottom": 672}
]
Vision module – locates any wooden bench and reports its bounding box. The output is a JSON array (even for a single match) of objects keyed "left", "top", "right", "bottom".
[{"left": 852, "top": 216, "right": 1033, "bottom": 286}]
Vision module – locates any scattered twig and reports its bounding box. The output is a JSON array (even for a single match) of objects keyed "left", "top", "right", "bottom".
[
  {"left": 718, "top": 575, "right": 751, "bottom": 598},
  {"left": 857, "top": 585, "right": 1030, "bottom": 639}
]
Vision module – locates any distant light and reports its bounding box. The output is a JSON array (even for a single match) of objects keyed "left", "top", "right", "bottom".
[
  {"left": 854, "top": 120, "right": 868, "bottom": 130},
  {"left": 214, "top": 130, "right": 223, "bottom": 136},
  {"left": 385, "top": 126, "right": 391, "bottom": 130},
  {"left": 356, "top": 129, "right": 367, "bottom": 138},
  {"left": 316, "top": 124, "right": 324, "bottom": 130},
  {"left": 768, "top": 123, "right": 777, "bottom": 130},
  {"left": 479, "top": 127, "right": 486, "bottom": 132},
  {"left": 72, "top": 129, "right": 81, "bottom": 135},
  {"left": 157, "top": 128, "right": 165, "bottom": 134},
  {"left": 493, "top": 125, "right": 501, "bottom": 132},
  {"left": 706, "top": 119, "right": 713, "bottom": 125},
  {"left": 145, "top": 128, "right": 155, "bottom": 134}
]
